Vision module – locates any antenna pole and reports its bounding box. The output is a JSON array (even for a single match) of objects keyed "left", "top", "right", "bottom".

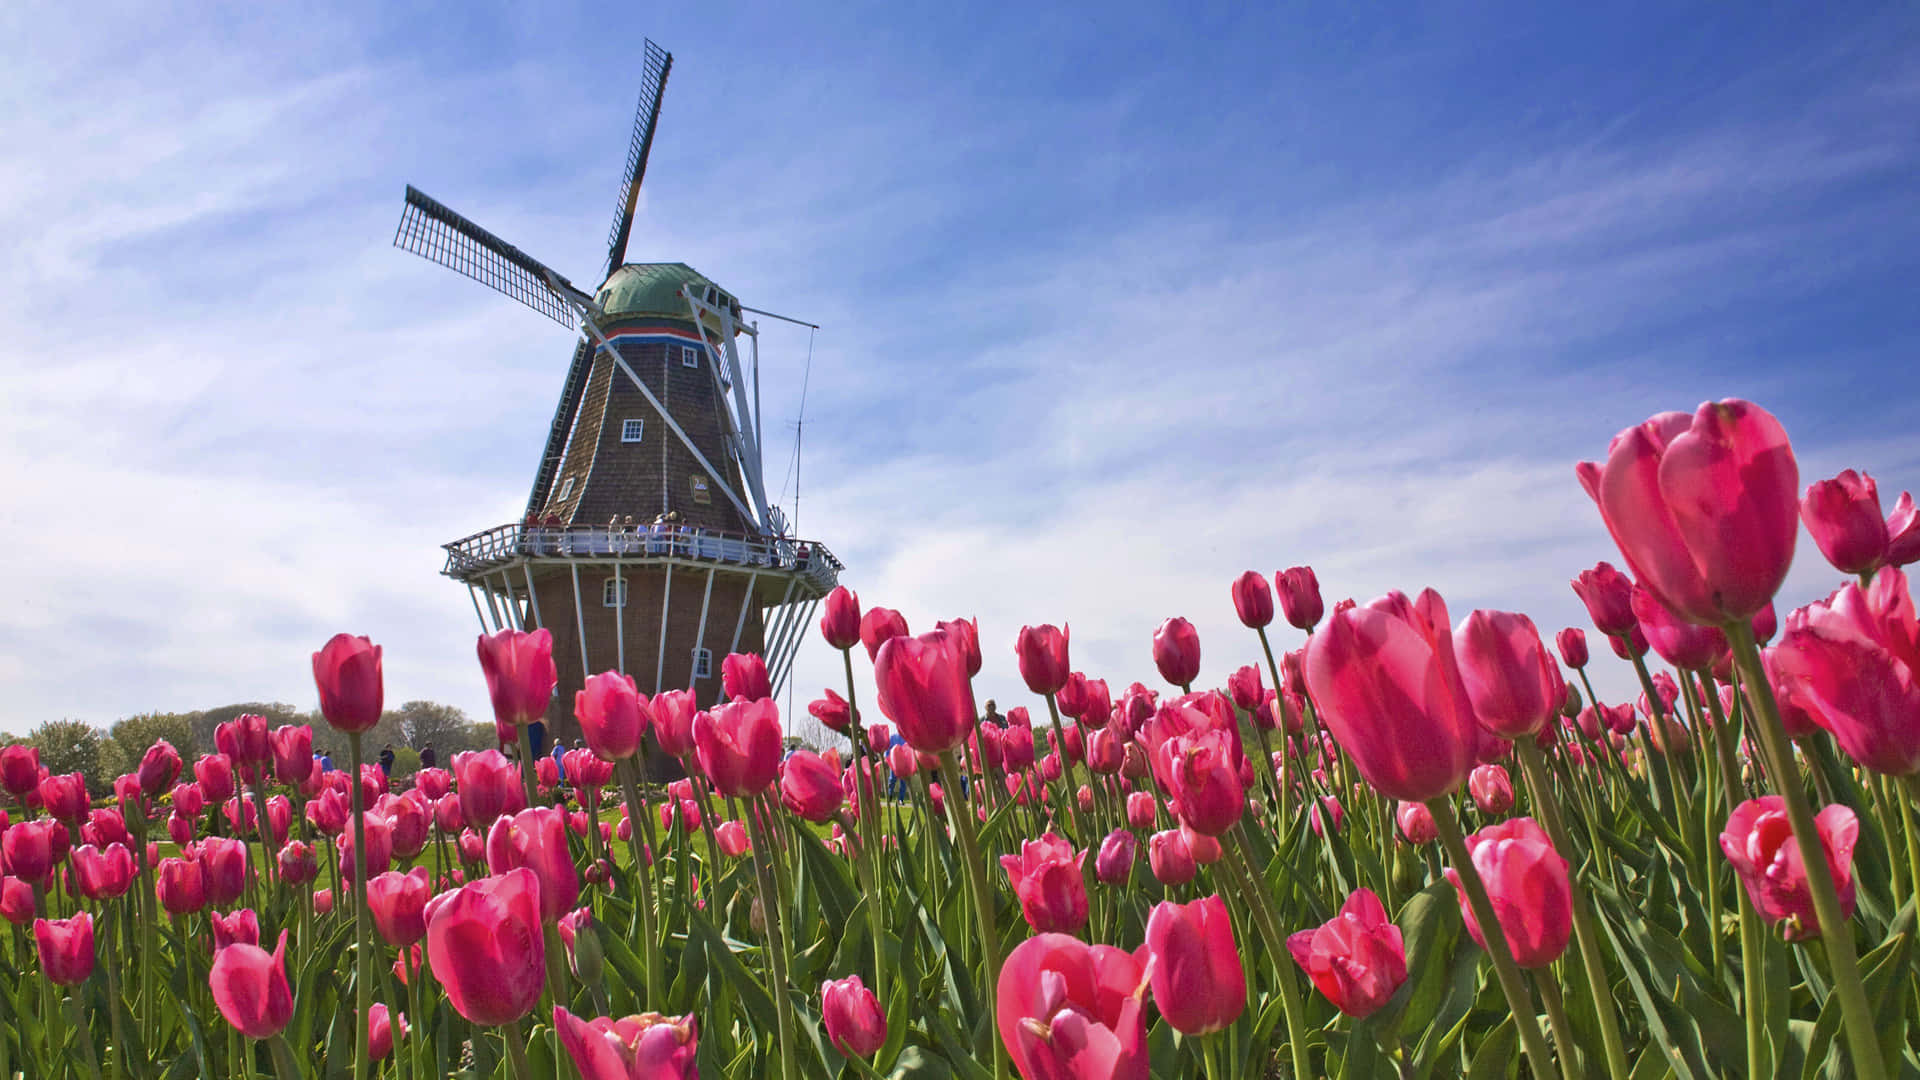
[{"left": 738, "top": 304, "right": 819, "bottom": 329}]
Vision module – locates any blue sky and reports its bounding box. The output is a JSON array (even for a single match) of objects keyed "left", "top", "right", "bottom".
[{"left": 2, "top": 3, "right": 1916, "bottom": 741}]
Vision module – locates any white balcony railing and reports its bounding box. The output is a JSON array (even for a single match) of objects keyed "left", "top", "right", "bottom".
[{"left": 442, "top": 522, "right": 842, "bottom": 593}]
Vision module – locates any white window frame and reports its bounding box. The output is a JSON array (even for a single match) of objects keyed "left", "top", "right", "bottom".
[
  {"left": 602, "top": 578, "right": 627, "bottom": 608},
  {"left": 620, "top": 418, "right": 645, "bottom": 443},
  {"left": 691, "top": 647, "right": 712, "bottom": 679},
  {"left": 556, "top": 476, "right": 575, "bottom": 501},
  {"left": 681, "top": 345, "right": 699, "bottom": 369}
]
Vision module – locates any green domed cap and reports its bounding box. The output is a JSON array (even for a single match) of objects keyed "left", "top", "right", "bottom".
[{"left": 594, "top": 262, "right": 736, "bottom": 321}]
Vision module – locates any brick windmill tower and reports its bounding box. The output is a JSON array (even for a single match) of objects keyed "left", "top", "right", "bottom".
[{"left": 392, "top": 40, "right": 841, "bottom": 746}]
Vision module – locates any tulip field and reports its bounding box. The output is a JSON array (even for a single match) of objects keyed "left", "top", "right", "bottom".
[{"left": 7, "top": 396, "right": 1920, "bottom": 1079}]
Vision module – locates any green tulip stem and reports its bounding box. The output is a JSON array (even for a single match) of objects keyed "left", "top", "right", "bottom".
[
  {"left": 1627, "top": 650, "right": 1689, "bottom": 822},
  {"left": 1512, "top": 740, "right": 1630, "bottom": 1080},
  {"left": 1900, "top": 777, "right": 1920, "bottom": 923},
  {"left": 1041, "top": 695, "right": 1088, "bottom": 845},
  {"left": 1220, "top": 827, "right": 1313, "bottom": 1080},
  {"left": 1531, "top": 973, "right": 1579, "bottom": 1080},
  {"left": 62, "top": 991, "right": 102, "bottom": 1080},
  {"left": 938, "top": 748, "right": 1009, "bottom": 1080},
  {"left": 840, "top": 647, "right": 890, "bottom": 1006},
  {"left": 501, "top": 1018, "right": 533, "bottom": 1080},
  {"left": 1425, "top": 798, "right": 1556, "bottom": 1077},
  {"left": 348, "top": 732, "right": 373, "bottom": 1080},
  {"left": 267, "top": 1034, "right": 304, "bottom": 1080},
  {"left": 100, "top": 907, "right": 127, "bottom": 1080},
  {"left": 1694, "top": 669, "right": 1772, "bottom": 1080},
  {"left": 1199, "top": 1034, "right": 1223, "bottom": 1080},
  {"left": 1726, "top": 621, "right": 1886, "bottom": 1080},
  {"left": 617, "top": 759, "right": 664, "bottom": 1005},
  {"left": 742, "top": 806, "right": 797, "bottom": 1080}
]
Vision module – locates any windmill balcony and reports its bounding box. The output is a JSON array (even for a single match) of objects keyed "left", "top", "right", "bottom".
[{"left": 442, "top": 522, "right": 842, "bottom": 592}]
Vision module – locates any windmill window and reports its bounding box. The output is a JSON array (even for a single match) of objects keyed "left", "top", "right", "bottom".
[
  {"left": 602, "top": 578, "right": 628, "bottom": 608},
  {"left": 692, "top": 648, "right": 712, "bottom": 679},
  {"left": 621, "top": 418, "right": 645, "bottom": 443},
  {"left": 681, "top": 345, "right": 700, "bottom": 368},
  {"left": 557, "top": 476, "right": 576, "bottom": 502}
]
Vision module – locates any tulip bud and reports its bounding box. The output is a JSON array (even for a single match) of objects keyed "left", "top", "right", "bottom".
[
  {"left": 821, "top": 975, "right": 887, "bottom": 1058},
  {"left": 1095, "top": 829, "right": 1136, "bottom": 885},
  {"left": 1231, "top": 570, "right": 1275, "bottom": 628},
  {"left": 1276, "top": 566, "right": 1324, "bottom": 631},
  {"left": 819, "top": 586, "right": 862, "bottom": 650},
  {"left": 1152, "top": 617, "right": 1202, "bottom": 688},
  {"left": 1802, "top": 469, "right": 1890, "bottom": 576},
  {"left": 1287, "top": 889, "right": 1407, "bottom": 1018},
  {"left": 1144, "top": 895, "right": 1246, "bottom": 1035}
]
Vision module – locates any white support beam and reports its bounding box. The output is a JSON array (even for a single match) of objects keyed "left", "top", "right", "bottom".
[
  {"left": 498, "top": 571, "right": 523, "bottom": 630},
  {"left": 683, "top": 288, "right": 771, "bottom": 531},
  {"left": 728, "top": 570, "right": 765, "bottom": 655},
  {"left": 569, "top": 563, "right": 591, "bottom": 678},
  {"left": 481, "top": 579, "right": 506, "bottom": 630},
  {"left": 689, "top": 568, "right": 717, "bottom": 691},
  {"left": 521, "top": 563, "right": 545, "bottom": 630},
  {"left": 614, "top": 563, "right": 626, "bottom": 675},
  {"left": 654, "top": 563, "right": 674, "bottom": 695},
  {"left": 770, "top": 596, "right": 820, "bottom": 697},
  {"left": 467, "top": 584, "right": 490, "bottom": 632}
]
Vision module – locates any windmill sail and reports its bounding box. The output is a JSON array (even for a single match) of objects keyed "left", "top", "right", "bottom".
[
  {"left": 394, "top": 185, "right": 582, "bottom": 329},
  {"left": 603, "top": 40, "right": 673, "bottom": 279},
  {"left": 525, "top": 337, "right": 596, "bottom": 518}
]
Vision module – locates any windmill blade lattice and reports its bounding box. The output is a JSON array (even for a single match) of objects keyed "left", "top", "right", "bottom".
[
  {"left": 603, "top": 39, "right": 673, "bottom": 278},
  {"left": 394, "top": 185, "right": 581, "bottom": 329}
]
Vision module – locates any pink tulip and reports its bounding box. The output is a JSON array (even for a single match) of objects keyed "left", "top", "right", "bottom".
[
  {"left": 721, "top": 652, "right": 772, "bottom": 702},
  {"left": 1443, "top": 818, "right": 1572, "bottom": 968},
  {"left": 1000, "top": 833, "right": 1089, "bottom": 934},
  {"left": 1231, "top": 570, "right": 1275, "bottom": 629},
  {"left": 1889, "top": 492, "right": 1920, "bottom": 567},
  {"left": 367, "top": 1003, "right": 406, "bottom": 1061},
  {"left": 335, "top": 811, "right": 393, "bottom": 887},
  {"left": 874, "top": 630, "right": 977, "bottom": 755},
  {"left": 1556, "top": 627, "right": 1588, "bottom": 669},
  {"left": 1468, "top": 763, "right": 1514, "bottom": 814},
  {"left": 1309, "top": 796, "right": 1343, "bottom": 837},
  {"left": 278, "top": 841, "right": 318, "bottom": 886},
  {"left": 427, "top": 869, "right": 546, "bottom": 1025},
  {"left": 34, "top": 912, "right": 94, "bottom": 985},
  {"left": 1159, "top": 730, "right": 1244, "bottom": 836},
  {"left": 859, "top": 607, "right": 910, "bottom": 662},
  {"left": 209, "top": 931, "right": 292, "bottom": 1039},
  {"left": 71, "top": 843, "right": 134, "bottom": 900},
  {"left": 452, "top": 750, "right": 524, "bottom": 832},
  {"left": 217, "top": 714, "right": 272, "bottom": 767},
  {"left": 997, "top": 934, "right": 1149, "bottom": 1080},
  {"left": 1015, "top": 624, "right": 1072, "bottom": 697},
  {"left": 1305, "top": 589, "right": 1479, "bottom": 802},
  {"left": 1577, "top": 400, "right": 1798, "bottom": 625},
  {"left": 1095, "top": 829, "right": 1136, "bottom": 886},
  {"left": 38, "top": 773, "right": 88, "bottom": 823},
  {"left": 936, "top": 617, "right": 983, "bottom": 678},
  {"left": 779, "top": 751, "right": 844, "bottom": 823},
  {"left": 1147, "top": 829, "right": 1196, "bottom": 886},
  {"left": 486, "top": 807, "right": 579, "bottom": 920},
  {"left": 194, "top": 754, "right": 235, "bottom": 804},
  {"left": 1126, "top": 791, "right": 1156, "bottom": 830},
  {"left": 1768, "top": 567, "right": 1920, "bottom": 775},
  {"left": 211, "top": 908, "right": 260, "bottom": 951},
  {"left": 1721, "top": 795, "right": 1858, "bottom": 940},
  {"left": 1570, "top": 562, "right": 1637, "bottom": 637},
  {"left": 200, "top": 836, "right": 249, "bottom": 906},
  {"left": 0, "top": 746, "right": 38, "bottom": 799},
  {"left": 1802, "top": 469, "right": 1890, "bottom": 575},
  {"left": 1145, "top": 895, "right": 1246, "bottom": 1035},
  {"left": 715, "top": 820, "right": 751, "bottom": 858},
  {"left": 1276, "top": 566, "right": 1324, "bottom": 631},
  {"left": 130, "top": 741, "right": 180, "bottom": 800},
  {"left": 1395, "top": 801, "right": 1437, "bottom": 844},
  {"left": 2, "top": 819, "right": 60, "bottom": 884},
  {"left": 1226, "top": 664, "right": 1265, "bottom": 713},
  {"left": 1631, "top": 585, "right": 1728, "bottom": 671},
  {"left": 1287, "top": 888, "right": 1407, "bottom": 1018},
  {"left": 694, "top": 699, "right": 783, "bottom": 798},
  {"left": 312, "top": 634, "right": 384, "bottom": 734},
  {"left": 1453, "top": 609, "right": 1561, "bottom": 739},
  {"left": 822, "top": 975, "right": 887, "bottom": 1058},
  {"left": 1152, "top": 617, "right": 1202, "bottom": 688},
  {"left": 651, "top": 689, "right": 699, "bottom": 758},
  {"left": 157, "top": 855, "right": 207, "bottom": 914},
  {"left": 0, "top": 877, "right": 35, "bottom": 924},
  {"left": 575, "top": 671, "right": 650, "bottom": 762},
  {"left": 368, "top": 866, "right": 432, "bottom": 947},
  {"left": 554, "top": 1007, "right": 698, "bottom": 1080},
  {"left": 819, "top": 586, "right": 862, "bottom": 650},
  {"left": 808, "top": 690, "right": 851, "bottom": 734}
]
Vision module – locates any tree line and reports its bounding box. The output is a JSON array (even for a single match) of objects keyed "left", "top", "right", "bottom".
[{"left": 0, "top": 701, "right": 498, "bottom": 797}]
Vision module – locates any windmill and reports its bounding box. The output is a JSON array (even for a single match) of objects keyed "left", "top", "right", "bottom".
[{"left": 393, "top": 40, "right": 840, "bottom": 752}]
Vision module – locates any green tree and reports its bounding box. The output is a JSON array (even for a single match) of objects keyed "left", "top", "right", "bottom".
[
  {"left": 27, "top": 719, "right": 114, "bottom": 796},
  {"left": 391, "top": 700, "right": 473, "bottom": 752},
  {"left": 110, "top": 711, "right": 197, "bottom": 770}
]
